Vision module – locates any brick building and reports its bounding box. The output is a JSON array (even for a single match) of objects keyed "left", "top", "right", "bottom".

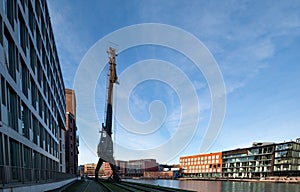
[
  {"left": 180, "top": 152, "right": 222, "bottom": 177},
  {"left": 65, "top": 89, "right": 79, "bottom": 174}
]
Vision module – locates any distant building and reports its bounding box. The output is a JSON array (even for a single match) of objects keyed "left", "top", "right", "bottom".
[
  {"left": 125, "top": 159, "right": 159, "bottom": 177},
  {"left": 158, "top": 164, "right": 180, "bottom": 171},
  {"left": 222, "top": 143, "right": 274, "bottom": 178},
  {"left": 273, "top": 138, "right": 300, "bottom": 176},
  {"left": 0, "top": 0, "right": 67, "bottom": 185},
  {"left": 101, "top": 159, "right": 159, "bottom": 177},
  {"left": 65, "top": 89, "right": 79, "bottom": 174},
  {"left": 84, "top": 163, "right": 96, "bottom": 177},
  {"left": 116, "top": 160, "right": 127, "bottom": 176},
  {"left": 180, "top": 138, "right": 300, "bottom": 178},
  {"left": 78, "top": 165, "right": 84, "bottom": 177},
  {"left": 180, "top": 152, "right": 222, "bottom": 177},
  {"left": 144, "top": 171, "right": 174, "bottom": 179},
  {"left": 103, "top": 162, "right": 113, "bottom": 177}
]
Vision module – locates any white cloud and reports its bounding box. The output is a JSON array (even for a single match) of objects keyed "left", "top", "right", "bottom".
[{"left": 47, "top": 1, "right": 89, "bottom": 87}]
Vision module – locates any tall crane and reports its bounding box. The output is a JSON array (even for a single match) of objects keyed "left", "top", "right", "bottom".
[{"left": 95, "top": 47, "right": 120, "bottom": 182}]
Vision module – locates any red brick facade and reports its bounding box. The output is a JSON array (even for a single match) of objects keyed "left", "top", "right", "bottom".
[
  {"left": 65, "top": 89, "right": 79, "bottom": 174},
  {"left": 180, "top": 152, "right": 222, "bottom": 175}
]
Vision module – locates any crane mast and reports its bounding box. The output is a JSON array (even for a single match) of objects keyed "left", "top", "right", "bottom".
[{"left": 95, "top": 47, "right": 120, "bottom": 182}]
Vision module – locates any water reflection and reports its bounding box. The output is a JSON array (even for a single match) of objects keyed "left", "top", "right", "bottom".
[
  {"left": 124, "top": 179, "right": 300, "bottom": 192},
  {"left": 178, "top": 180, "right": 222, "bottom": 192}
]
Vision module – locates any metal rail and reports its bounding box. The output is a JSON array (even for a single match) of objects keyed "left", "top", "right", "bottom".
[
  {"left": 98, "top": 179, "right": 135, "bottom": 192},
  {"left": 121, "top": 181, "right": 190, "bottom": 192},
  {"left": 96, "top": 180, "right": 114, "bottom": 192},
  {"left": 117, "top": 182, "right": 160, "bottom": 192},
  {"left": 97, "top": 179, "right": 194, "bottom": 192}
]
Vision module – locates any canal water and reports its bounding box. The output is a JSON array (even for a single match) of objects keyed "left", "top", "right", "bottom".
[{"left": 124, "top": 179, "right": 300, "bottom": 192}]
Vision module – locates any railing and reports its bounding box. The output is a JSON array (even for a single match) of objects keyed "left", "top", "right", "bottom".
[{"left": 0, "top": 165, "right": 76, "bottom": 187}]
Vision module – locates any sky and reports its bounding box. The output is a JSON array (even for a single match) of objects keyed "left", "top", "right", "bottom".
[{"left": 47, "top": 0, "right": 300, "bottom": 165}]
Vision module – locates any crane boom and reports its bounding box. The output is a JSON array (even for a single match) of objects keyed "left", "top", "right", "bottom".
[{"left": 95, "top": 47, "right": 120, "bottom": 182}]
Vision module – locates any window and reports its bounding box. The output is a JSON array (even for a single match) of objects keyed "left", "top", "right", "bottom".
[
  {"left": 37, "top": 59, "right": 43, "bottom": 85},
  {"left": 30, "top": 40, "right": 36, "bottom": 74},
  {"left": 10, "top": 139, "right": 20, "bottom": 179},
  {"left": 0, "top": 134, "right": 3, "bottom": 165},
  {"left": 8, "top": 86, "right": 18, "bottom": 131},
  {"left": 4, "top": 31, "right": 17, "bottom": 81},
  {"left": 24, "top": 146, "right": 32, "bottom": 179},
  {"left": 38, "top": 92, "right": 43, "bottom": 118},
  {"left": 39, "top": 124, "right": 44, "bottom": 149},
  {"left": 28, "top": 1, "right": 35, "bottom": 35},
  {"left": 41, "top": 16, "right": 46, "bottom": 41},
  {"left": 31, "top": 77, "right": 37, "bottom": 109},
  {"left": 33, "top": 117, "right": 39, "bottom": 145},
  {"left": 3, "top": 33, "right": 9, "bottom": 68},
  {"left": 4, "top": 0, "right": 16, "bottom": 27},
  {"left": 21, "top": 59, "right": 29, "bottom": 97},
  {"left": 0, "top": 15, "right": 3, "bottom": 45},
  {"left": 18, "top": 11, "right": 28, "bottom": 53},
  {"left": 1, "top": 76, "right": 6, "bottom": 106},
  {"left": 36, "top": 28, "right": 42, "bottom": 54},
  {"left": 46, "top": 133, "right": 50, "bottom": 152},
  {"left": 35, "top": 0, "right": 41, "bottom": 25}
]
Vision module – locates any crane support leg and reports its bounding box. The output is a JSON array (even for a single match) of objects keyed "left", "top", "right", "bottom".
[
  {"left": 95, "top": 158, "right": 104, "bottom": 181},
  {"left": 110, "top": 163, "right": 121, "bottom": 182}
]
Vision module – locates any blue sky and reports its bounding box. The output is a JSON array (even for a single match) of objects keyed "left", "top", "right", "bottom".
[{"left": 47, "top": 0, "right": 300, "bottom": 165}]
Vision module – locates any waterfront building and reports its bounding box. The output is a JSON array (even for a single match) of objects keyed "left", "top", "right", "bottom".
[
  {"left": 0, "top": 0, "right": 68, "bottom": 185},
  {"left": 103, "top": 159, "right": 159, "bottom": 177},
  {"left": 180, "top": 139, "right": 300, "bottom": 178},
  {"left": 222, "top": 142, "right": 274, "bottom": 178},
  {"left": 180, "top": 152, "right": 222, "bottom": 177},
  {"left": 125, "top": 159, "right": 159, "bottom": 177},
  {"left": 143, "top": 171, "right": 174, "bottom": 179},
  {"left": 222, "top": 140, "right": 300, "bottom": 178},
  {"left": 273, "top": 138, "right": 300, "bottom": 176},
  {"left": 65, "top": 89, "right": 79, "bottom": 174},
  {"left": 115, "top": 160, "right": 127, "bottom": 176}
]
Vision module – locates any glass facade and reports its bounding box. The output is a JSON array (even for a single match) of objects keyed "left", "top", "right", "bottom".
[
  {"left": 0, "top": 0, "right": 67, "bottom": 185},
  {"left": 222, "top": 145, "right": 275, "bottom": 178},
  {"left": 180, "top": 140, "right": 300, "bottom": 178},
  {"left": 274, "top": 141, "right": 300, "bottom": 176}
]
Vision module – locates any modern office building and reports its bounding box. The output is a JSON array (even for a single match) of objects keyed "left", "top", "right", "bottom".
[
  {"left": 103, "top": 159, "right": 159, "bottom": 177},
  {"left": 0, "top": 0, "right": 67, "bottom": 184},
  {"left": 125, "top": 159, "right": 159, "bottom": 177},
  {"left": 65, "top": 89, "right": 79, "bottom": 174},
  {"left": 222, "top": 142, "right": 274, "bottom": 178},
  {"left": 180, "top": 139, "right": 300, "bottom": 178},
  {"left": 180, "top": 152, "right": 222, "bottom": 177},
  {"left": 273, "top": 138, "right": 300, "bottom": 176}
]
